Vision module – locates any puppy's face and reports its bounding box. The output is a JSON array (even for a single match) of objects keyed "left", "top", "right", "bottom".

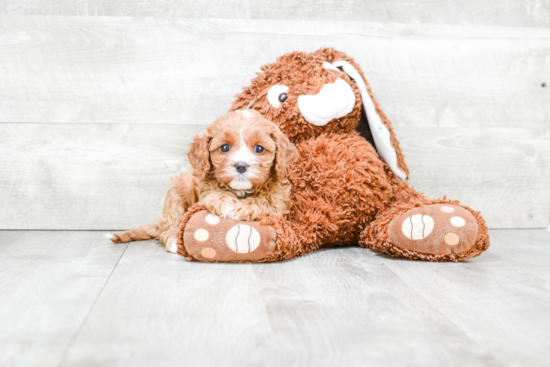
[
  {"left": 209, "top": 112, "right": 277, "bottom": 190},
  {"left": 188, "top": 110, "right": 296, "bottom": 191}
]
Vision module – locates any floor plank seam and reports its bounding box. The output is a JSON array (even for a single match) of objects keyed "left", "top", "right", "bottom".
[
  {"left": 378, "top": 263, "right": 508, "bottom": 365},
  {"left": 251, "top": 264, "right": 275, "bottom": 333},
  {"left": 355, "top": 250, "right": 489, "bottom": 354},
  {"left": 57, "top": 242, "right": 129, "bottom": 367}
]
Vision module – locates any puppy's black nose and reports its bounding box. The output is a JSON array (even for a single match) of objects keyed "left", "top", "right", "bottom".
[{"left": 235, "top": 162, "right": 249, "bottom": 173}]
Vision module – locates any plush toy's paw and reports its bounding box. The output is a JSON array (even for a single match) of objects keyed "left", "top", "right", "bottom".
[
  {"left": 181, "top": 210, "right": 277, "bottom": 262},
  {"left": 388, "top": 204, "right": 479, "bottom": 258}
]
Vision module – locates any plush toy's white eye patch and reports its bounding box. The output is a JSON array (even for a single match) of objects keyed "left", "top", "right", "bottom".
[{"left": 267, "top": 85, "right": 289, "bottom": 108}]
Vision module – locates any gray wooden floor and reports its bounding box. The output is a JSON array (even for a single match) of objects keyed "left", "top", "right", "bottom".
[{"left": 1, "top": 230, "right": 549, "bottom": 367}]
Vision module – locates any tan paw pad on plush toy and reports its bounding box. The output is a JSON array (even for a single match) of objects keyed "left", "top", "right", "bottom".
[
  {"left": 388, "top": 204, "right": 478, "bottom": 256},
  {"left": 182, "top": 210, "right": 277, "bottom": 262}
]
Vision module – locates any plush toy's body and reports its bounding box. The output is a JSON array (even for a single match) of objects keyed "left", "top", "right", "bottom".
[{"left": 177, "top": 48, "right": 489, "bottom": 262}]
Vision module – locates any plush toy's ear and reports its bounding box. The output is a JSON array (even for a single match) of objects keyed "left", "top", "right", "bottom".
[
  {"left": 272, "top": 127, "right": 297, "bottom": 181},
  {"left": 187, "top": 131, "right": 211, "bottom": 181},
  {"left": 331, "top": 59, "right": 409, "bottom": 180}
]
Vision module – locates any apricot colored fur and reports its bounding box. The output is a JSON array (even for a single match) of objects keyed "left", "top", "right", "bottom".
[{"left": 111, "top": 110, "right": 296, "bottom": 251}]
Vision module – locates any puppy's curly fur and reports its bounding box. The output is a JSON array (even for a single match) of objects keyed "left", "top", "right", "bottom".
[{"left": 110, "top": 110, "right": 297, "bottom": 252}]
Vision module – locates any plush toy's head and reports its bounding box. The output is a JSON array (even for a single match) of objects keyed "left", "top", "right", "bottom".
[{"left": 231, "top": 48, "right": 409, "bottom": 180}]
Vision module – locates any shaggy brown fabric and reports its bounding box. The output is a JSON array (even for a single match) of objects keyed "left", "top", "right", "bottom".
[{"left": 178, "top": 48, "right": 490, "bottom": 262}]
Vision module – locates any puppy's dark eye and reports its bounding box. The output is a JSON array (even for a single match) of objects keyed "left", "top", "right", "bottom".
[
  {"left": 254, "top": 145, "right": 265, "bottom": 154},
  {"left": 220, "top": 144, "right": 230, "bottom": 153},
  {"left": 278, "top": 93, "right": 288, "bottom": 103}
]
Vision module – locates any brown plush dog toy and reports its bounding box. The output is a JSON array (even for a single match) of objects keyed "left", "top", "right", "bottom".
[{"left": 178, "top": 48, "right": 490, "bottom": 262}]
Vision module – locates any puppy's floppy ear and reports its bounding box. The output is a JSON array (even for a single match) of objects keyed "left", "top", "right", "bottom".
[
  {"left": 272, "top": 127, "right": 297, "bottom": 180},
  {"left": 187, "top": 131, "right": 211, "bottom": 181}
]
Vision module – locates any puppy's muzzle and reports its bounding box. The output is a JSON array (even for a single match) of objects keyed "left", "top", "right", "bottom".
[{"left": 235, "top": 162, "right": 249, "bottom": 173}]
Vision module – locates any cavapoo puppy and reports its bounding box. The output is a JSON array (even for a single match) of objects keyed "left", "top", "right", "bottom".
[{"left": 109, "top": 110, "right": 297, "bottom": 253}]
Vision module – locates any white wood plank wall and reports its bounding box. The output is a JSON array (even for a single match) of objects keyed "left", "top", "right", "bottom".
[
  {"left": 0, "top": 3, "right": 548, "bottom": 230},
  {"left": 1, "top": 1, "right": 549, "bottom": 27}
]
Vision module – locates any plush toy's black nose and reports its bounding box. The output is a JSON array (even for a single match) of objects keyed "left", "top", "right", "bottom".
[{"left": 235, "top": 162, "right": 249, "bottom": 173}]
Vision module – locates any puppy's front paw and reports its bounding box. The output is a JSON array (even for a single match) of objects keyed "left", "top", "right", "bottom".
[
  {"left": 218, "top": 203, "right": 236, "bottom": 220},
  {"left": 166, "top": 237, "right": 179, "bottom": 253},
  {"left": 232, "top": 206, "right": 259, "bottom": 222}
]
